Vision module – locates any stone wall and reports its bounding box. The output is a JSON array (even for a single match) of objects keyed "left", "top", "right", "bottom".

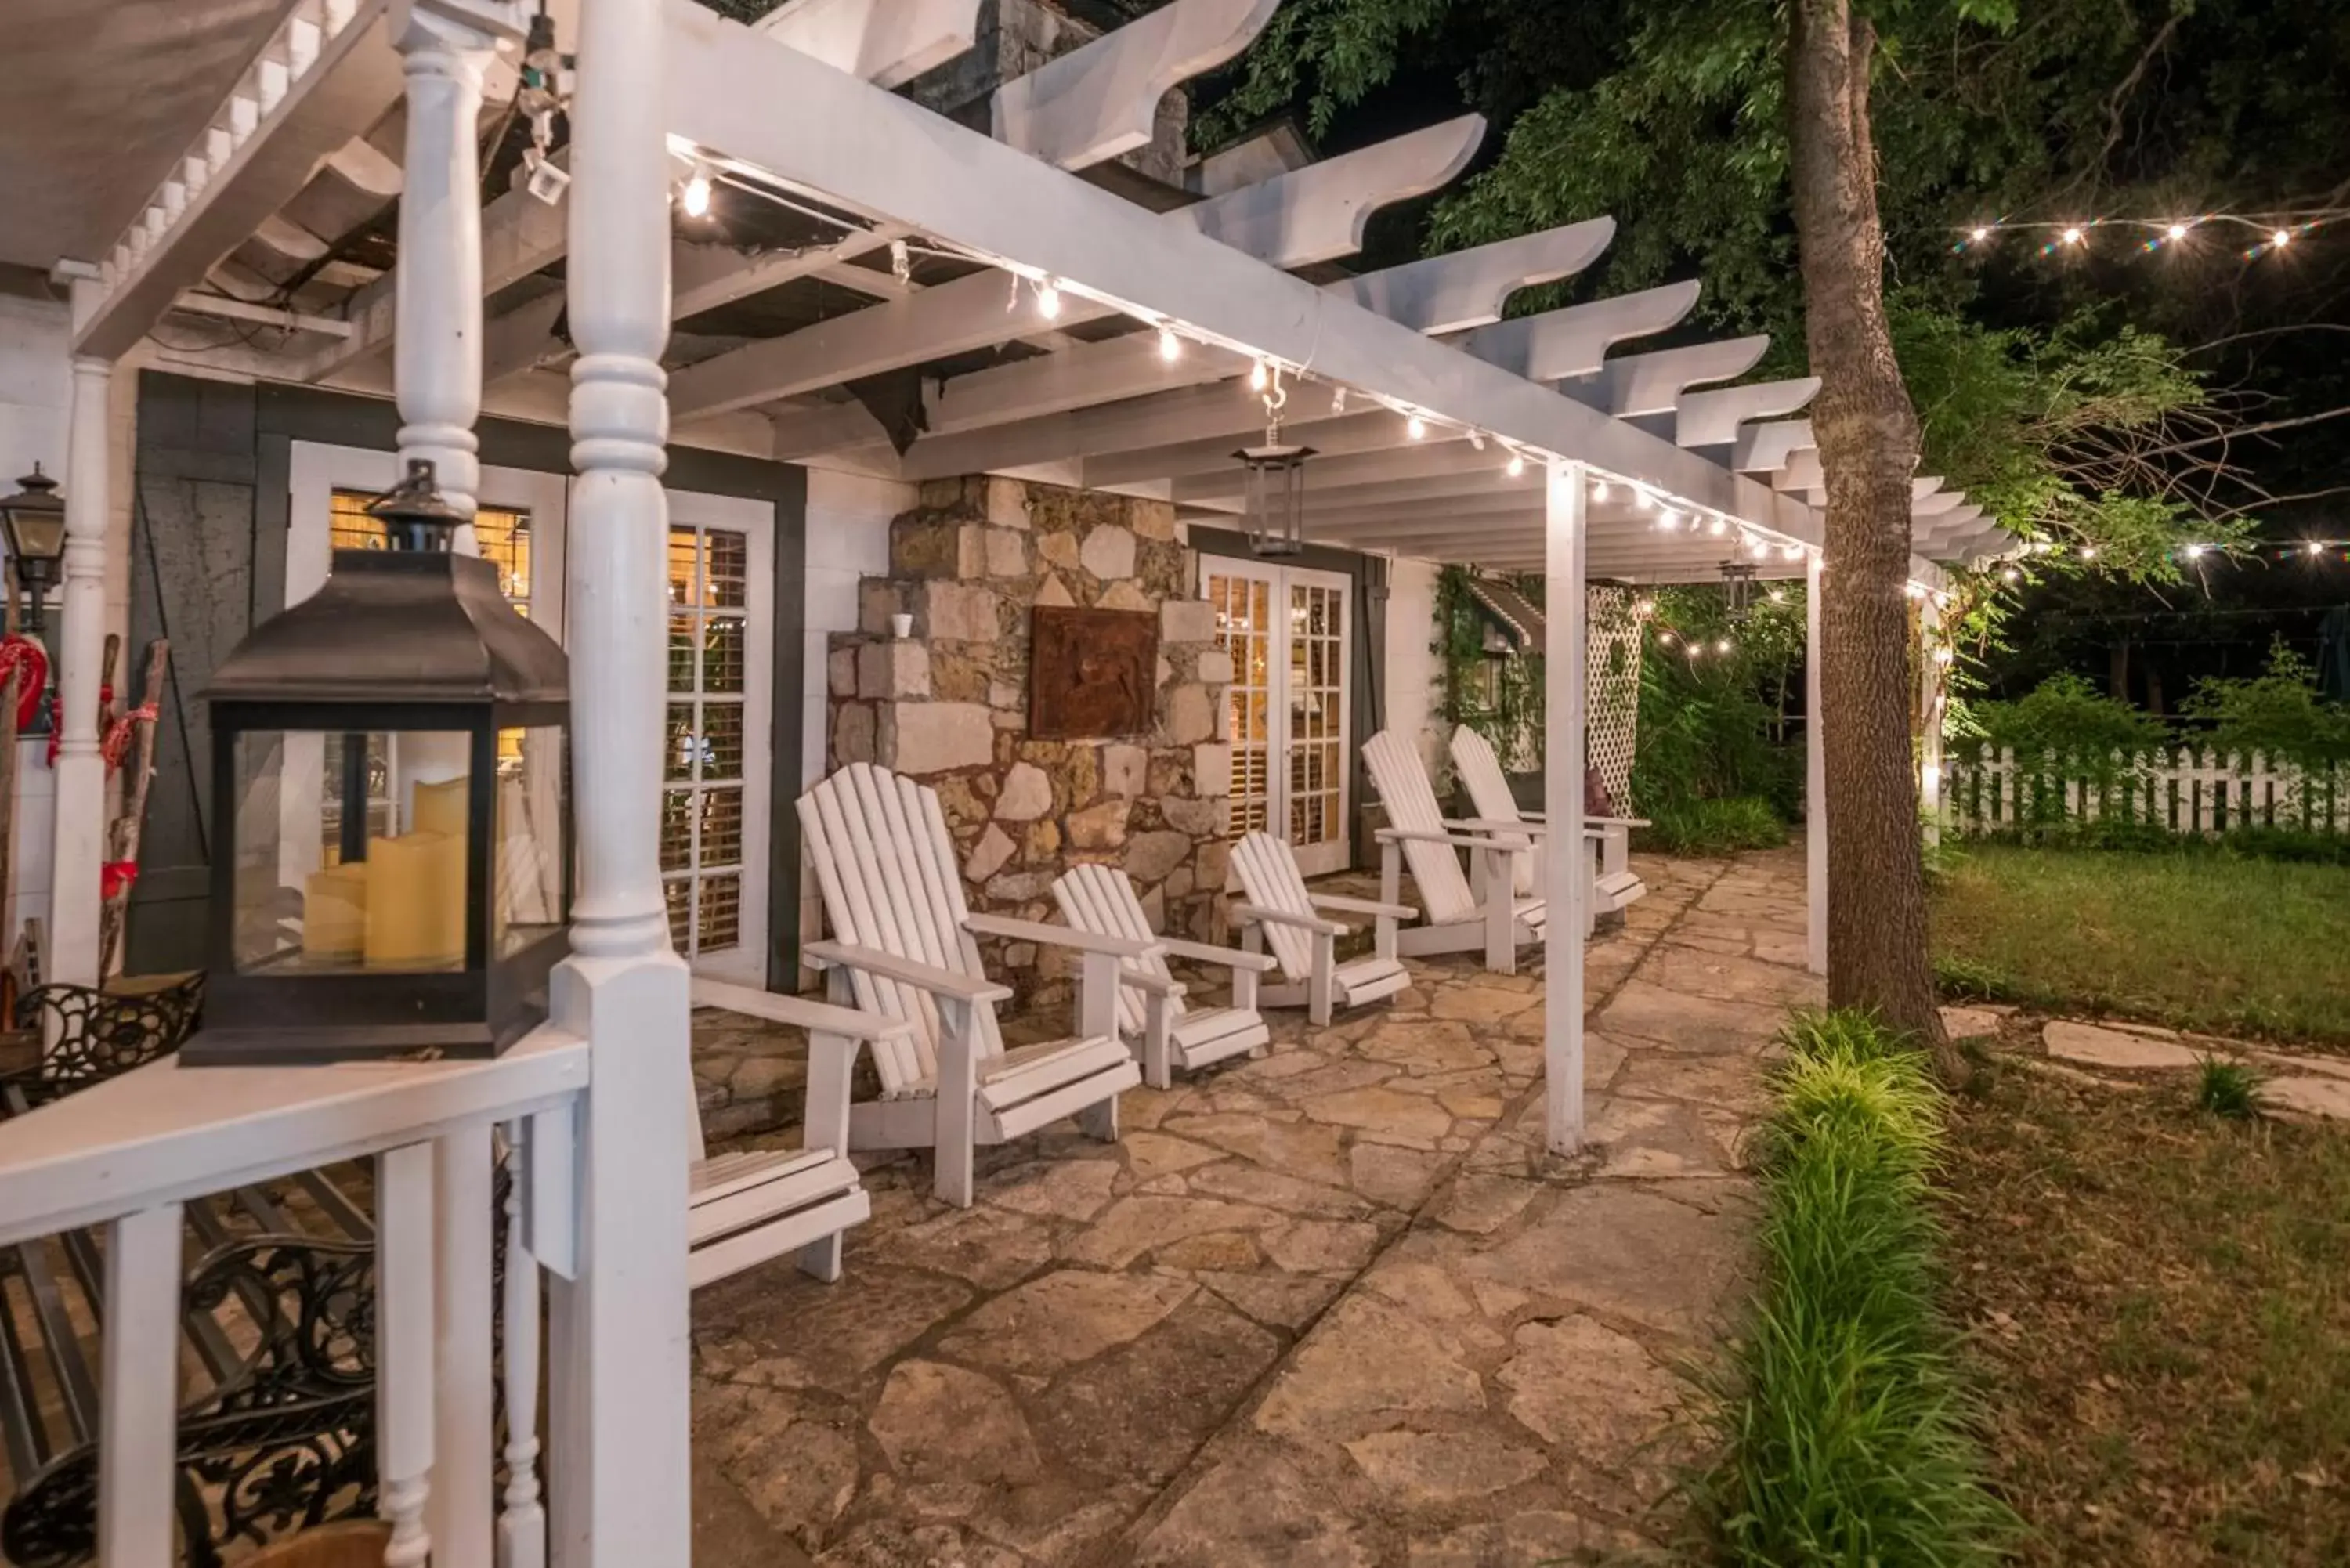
[{"left": 828, "top": 477, "right": 1234, "bottom": 1005}]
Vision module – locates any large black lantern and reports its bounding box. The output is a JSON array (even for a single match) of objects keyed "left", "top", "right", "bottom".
[
  {"left": 0, "top": 466, "right": 68, "bottom": 634},
  {"left": 1236, "top": 390, "right": 1314, "bottom": 558},
  {"left": 183, "top": 459, "right": 572, "bottom": 1065}
]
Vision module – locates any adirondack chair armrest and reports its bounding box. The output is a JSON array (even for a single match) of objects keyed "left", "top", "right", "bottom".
[
  {"left": 1588, "top": 815, "right": 1651, "bottom": 828},
  {"left": 1376, "top": 827, "right": 1517, "bottom": 852},
  {"left": 1444, "top": 816, "right": 1544, "bottom": 836},
  {"left": 804, "top": 941, "right": 1014, "bottom": 1006},
  {"left": 1116, "top": 963, "right": 1186, "bottom": 997},
  {"left": 964, "top": 913, "right": 1159, "bottom": 960},
  {"left": 1308, "top": 893, "right": 1416, "bottom": 920},
  {"left": 689, "top": 977, "right": 914, "bottom": 1043},
  {"left": 1159, "top": 937, "right": 1280, "bottom": 974},
  {"left": 1231, "top": 901, "right": 1347, "bottom": 938},
  {"left": 1516, "top": 810, "right": 1548, "bottom": 822}
]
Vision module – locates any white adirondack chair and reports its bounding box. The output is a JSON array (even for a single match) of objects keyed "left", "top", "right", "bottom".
[
  {"left": 797, "top": 763, "right": 1151, "bottom": 1206},
  {"left": 1361, "top": 729, "right": 1546, "bottom": 975},
  {"left": 1051, "top": 863, "right": 1275, "bottom": 1089},
  {"left": 1449, "top": 724, "right": 1650, "bottom": 920},
  {"left": 685, "top": 977, "right": 904, "bottom": 1287},
  {"left": 1227, "top": 830, "right": 1415, "bottom": 1026}
]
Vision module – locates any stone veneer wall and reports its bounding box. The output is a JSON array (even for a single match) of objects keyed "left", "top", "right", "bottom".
[{"left": 827, "top": 476, "right": 1235, "bottom": 1006}]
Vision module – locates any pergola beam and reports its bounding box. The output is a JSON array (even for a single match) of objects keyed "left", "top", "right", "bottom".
[
  {"left": 1676, "top": 378, "right": 1820, "bottom": 449},
  {"left": 671, "top": 114, "right": 1495, "bottom": 421},
  {"left": 1455, "top": 282, "right": 1701, "bottom": 385},
  {"left": 1731, "top": 417, "right": 1812, "bottom": 473},
  {"left": 754, "top": 0, "right": 984, "bottom": 89},
  {"left": 992, "top": 0, "right": 1280, "bottom": 168},
  {"left": 666, "top": 3, "right": 1817, "bottom": 538},
  {"left": 1327, "top": 219, "right": 1611, "bottom": 335},
  {"left": 1563, "top": 336, "right": 1771, "bottom": 417}
]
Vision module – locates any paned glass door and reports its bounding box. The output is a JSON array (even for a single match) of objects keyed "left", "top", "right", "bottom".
[{"left": 1201, "top": 558, "right": 1354, "bottom": 876}]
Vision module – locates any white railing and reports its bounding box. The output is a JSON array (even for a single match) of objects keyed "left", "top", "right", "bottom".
[
  {"left": 0, "top": 1025, "right": 593, "bottom": 1567},
  {"left": 1943, "top": 743, "right": 2350, "bottom": 836}
]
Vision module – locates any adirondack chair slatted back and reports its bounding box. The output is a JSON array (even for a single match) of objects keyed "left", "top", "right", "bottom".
[
  {"left": 1229, "top": 832, "right": 1320, "bottom": 981},
  {"left": 798, "top": 764, "right": 1005, "bottom": 1096},
  {"left": 1052, "top": 864, "right": 1180, "bottom": 1036},
  {"left": 1450, "top": 726, "right": 1519, "bottom": 827},
  {"left": 1361, "top": 731, "right": 1477, "bottom": 924},
  {"left": 1450, "top": 726, "right": 1536, "bottom": 897}
]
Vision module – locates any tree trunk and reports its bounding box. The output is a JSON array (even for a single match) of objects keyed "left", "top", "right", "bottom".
[{"left": 1786, "top": 0, "right": 1957, "bottom": 1075}]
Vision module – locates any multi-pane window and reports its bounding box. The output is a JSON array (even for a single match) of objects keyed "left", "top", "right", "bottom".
[
  {"left": 1288, "top": 580, "right": 1346, "bottom": 851},
  {"left": 1207, "top": 571, "right": 1274, "bottom": 835},
  {"left": 323, "top": 491, "right": 538, "bottom": 861},
  {"left": 663, "top": 525, "right": 750, "bottom": 959}
]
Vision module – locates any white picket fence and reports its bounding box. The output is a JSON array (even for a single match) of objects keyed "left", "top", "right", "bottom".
[{"left": 1943, "top": 744, "right": 2350, "bottom": 836}]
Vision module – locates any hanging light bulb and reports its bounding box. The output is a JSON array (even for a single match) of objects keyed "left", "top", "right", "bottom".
[
  {"left": 890, "top": 238, "right": 913, "bottom": 284},
  {"left": 1634, "top": 597, "right": 1656, "bottom": 618},
  {"left": 1748, "top": 534, "right": 1770, "bottom": 558},
  {"left": 1707, "top": 516, "right": 1728, "bottom": 537},
  {"left": 1406, "top": 414, "right": 1428, "bottom": 440},
  {"left": 2165, "top": 222, "right": 2189, "bottom": 242},
  {"left": 1506, "top": 453, "right": 1527, "bottom": 479},
  {"left": 1657, "top": 509, "right": 1680, "bottom": 532},
  {"left": 1635, "top": 488, "right": 1655, "bottom": 512},
  {"left": 681, "top": 167, "right": 712, "bottom": 218},
  {"left": 1593, "top": 479, "right": 1612, "bottom": 502},
  {"left": 1969, "top": 226, "right": 1990, "bottom": 242},
  {"left": 1904, "top": 582, "right": 1927, "bottom": 600},
  {"left": 1332, "top": 386, "right": 1348, "bottom": 416},
  {"left": 2272, "top": 228, "right": 2293, "bottom": 249},
  {"left": 2002, "top": 566, "right": 2022, "bottom": 583},
  {"left": 1158, "top": 324, "right": 1182, "bottom": 363},
  {"left": 2080, "top": 544, "right": 2098, "bottom": 561},
  {"left": 2184, "top": 542, "right": 2207, "bottom": 558},
  {"left": 1036, "top": 278, "right": 1064, "bottom": 319},
  {"left": 1716, "top": 638, "right": 1734, "bottom": 655},
  {"left": 1249, "top": 359, "right": 1270, "bottom": 393},
  {"left": 1768, "top": 587, "right": 1787, "bottom": 604},
  {"left": 2308, "top": 540, "right": 2325, "bottom": 557},
  {"left": 2061, "top": 225, "right": 2086, "bottom": 246},
  {"left": 1469, "top": 430, "right": 1487, "bottom": 451},
  {"left": 1781, "top": 542, "right": 1805, "bottom": 561}
]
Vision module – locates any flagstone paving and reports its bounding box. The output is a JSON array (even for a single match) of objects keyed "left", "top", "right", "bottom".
[{"left": 689, "top": 845, "right": 1821, "bottom": 1566}]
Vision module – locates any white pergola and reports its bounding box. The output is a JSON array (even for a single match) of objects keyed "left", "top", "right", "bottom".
[{"left": 21, "top": 0, "right": 2012, "bottom": 1558}]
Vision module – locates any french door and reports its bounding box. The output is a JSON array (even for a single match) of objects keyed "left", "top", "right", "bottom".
[
  {"left": 1200, "top": 557, "right": 1354, "bottom": 876},
  {"left": 289, "top": 443, "right": 772, "bottom": 982}
]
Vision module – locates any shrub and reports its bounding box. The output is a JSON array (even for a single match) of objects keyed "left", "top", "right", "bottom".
[
  {"left": 1701, "top": 1010, "right": 2015, "bottom": 1566},
  {"left": 1637, "top": 796, "right": 1788, "bottom": 855},
  {"left": 2181, "top": 642, "right": 2350, "bottom": 771}
]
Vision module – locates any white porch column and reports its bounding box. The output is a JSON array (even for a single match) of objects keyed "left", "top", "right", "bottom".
[
  {"left": 48, "top": 263, "right": 109, "bottom": 988},
  {"left": 548, "top": 0, "right": 692, "bottom": 1561},
  {"left": 388, "top": 7, "right": 523, "bottom": 1566},
  {"left": 1542, "top": 460, "right": 1589, "bottom": 1154},
  {"left": 1919, "top": 596, "right": 1944, "bottom": 849},
  {"left": 1805, "top": 550, "right": 1827, "bottom": 976}
]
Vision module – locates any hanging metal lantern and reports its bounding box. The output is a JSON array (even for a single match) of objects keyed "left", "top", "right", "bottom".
[
  {"left": 184, "top": 458, "right": 573, "bottom": 1066},
  {"left": 1235, "top": 380, "right": 1314, "bottom": 558},
  {"left": 1718, "top": 560, "right": 1758, "bottom": 620}
]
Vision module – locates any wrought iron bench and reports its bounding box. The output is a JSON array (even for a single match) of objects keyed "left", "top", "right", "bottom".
[{"left": 0, "top": 977, "right": 382, "bottom": 1568}]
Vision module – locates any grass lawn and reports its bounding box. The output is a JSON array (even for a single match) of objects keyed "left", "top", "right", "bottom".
[
  {"left": 1943, "top": 1061, "right": 2350, "bottom": 1566},
  {"left": 1930, "top": 844, "right": 2350, "bottom": 1046}
]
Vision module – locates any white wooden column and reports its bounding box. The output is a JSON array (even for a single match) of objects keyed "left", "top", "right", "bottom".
[
  {"left": 390, "top": 0, "right": 519, "bottom": 518},
  {"left": 1542, "top": 460, "right": 1589, "bottom": 1155},
  {"left": 548, "top": 0, "right": 693, "bottom": 1561},
  {"left": 49, "top": 263, "right": 110, "bottom": 988},
  {"left": 96, "top": 1202, "right": 181, "bottom": 1567},
  {"left": 1805, "top": 550, "right": 1828, "bottom": 976},
  {"left": 389, "top": 9, "right": 522, "bottom": 1565},
  {"left": 1918, "top": 596, "right": 1943, "bottom": 850}
]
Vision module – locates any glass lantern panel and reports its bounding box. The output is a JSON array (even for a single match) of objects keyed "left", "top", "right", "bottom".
[
  {"left": 233, "top": 728, "right": 477, "bottom": 975},
  {"left": 494, "top": 724, "right": 567, "bottom": 959}
]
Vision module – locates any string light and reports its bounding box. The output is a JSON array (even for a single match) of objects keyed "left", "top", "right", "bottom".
[
  {"left": 1657, "top": 509, "right": 1681, "bottom": 532},
  {"left": 2271, "top": 228, "right": 2293, "bottom": 250},
  {"left": 2060, "top": 226, "right": 2086, "bottom": 247},
  {"left": 1635, "top": 488, "right": 1656, "bottom": 512},
  {"left": 2079, "top": 544, "right": 2098, "bottom": 561},
  {"left": 1468, "top": 431, "right": 1487, "bottom": 452},
  {"left": 1933, "top": 645, "right": 1956, "bottom": 666},
  {"left": 1250, "top": 359, "right": 1270, "bottom": 392},
  {"left": 1716, "top": 638, "right": 1734, "bottom": 655},
  {"left": 1036, "top": 279, "right": 1063, "bottom": 319},
  {"left": 2309, "top": 540, "right": 2326, "bottom": 557},
  {"left": 681, "top": 167, "right": 712, "bottom": 218},
  {"left": 1707, "top": 516, "right": 1728, "bottom": 537},
  {"left": 2002, "top": 566, "right": 2022, "bottom": 583},
  {"left": 1767, "top": 587, "right": 1787, "bottom": 603},
  {"left": 1969, "top": 226, "right": 1990, "bottom": 242},
  {"left": 890, "top": 238, "right": 912, "bottom": 284},
  {"left": 1904, "top": 582, "right": 1928, "bottom": 600},
  {"left": 1406, "top": 414, "right": 1428, "bottom": 440},
  {"left": 1634, "top": 597, "right": 1657, "bottom": 617},
  {"left": 1781, "top": 542, "right": 1805, "bottom": 562},
  {"left": 1332, "top": 386, "right": 1347, "bottom": 416},
  {"left": 2184, "top": 542, "right": 2207, "bottom": 558},
  {"left": 1158, "top": 324, "right": 1181, "bottom": 363},
  {"left": 1593, "top": 479, "right": 1612, "bottom": 502},
  {"left": 1506, "top": 453, "right": 1527, "bottom": 479},
  {"left": 2166, "top": 222, "right": 2189, "bottom": 242}
]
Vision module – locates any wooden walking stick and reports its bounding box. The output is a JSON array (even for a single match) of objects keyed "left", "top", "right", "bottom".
[{"left": 99, "top": 640, "right": 169, "bottom": 980}]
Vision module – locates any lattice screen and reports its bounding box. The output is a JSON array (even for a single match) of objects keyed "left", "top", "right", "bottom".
[{"left": 1586, "top": 586, "right": 1646, "bottom": 811}]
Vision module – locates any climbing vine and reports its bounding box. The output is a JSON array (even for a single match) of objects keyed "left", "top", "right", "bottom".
[{"left": 1434, "top": 565, "right": 1546, "bottom": 772}]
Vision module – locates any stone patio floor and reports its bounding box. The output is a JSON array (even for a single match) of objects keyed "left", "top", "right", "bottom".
[{"left": 688, "top": 844, "right": 1824, "bottom": 1566}]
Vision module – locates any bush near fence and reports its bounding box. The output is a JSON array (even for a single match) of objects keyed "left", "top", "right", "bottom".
[{"left": 1943, "top": 744, "right": 2350, "bottom": 837}]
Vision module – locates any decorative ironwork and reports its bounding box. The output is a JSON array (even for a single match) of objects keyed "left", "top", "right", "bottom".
[{"left": 0, "top": 974, "right": 205, "bottom": 1111}]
